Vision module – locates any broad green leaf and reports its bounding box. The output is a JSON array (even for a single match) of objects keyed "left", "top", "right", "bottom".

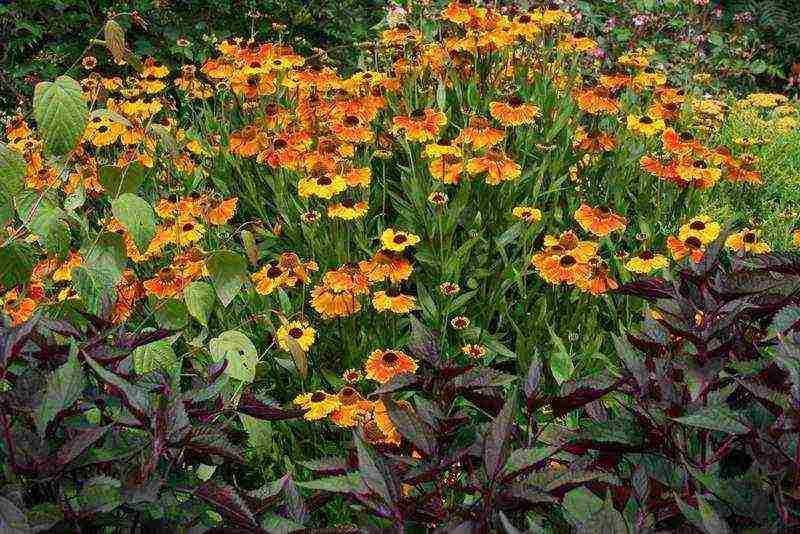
[
  {"left": 563, "top": 487, "right": 603, "bottom": 524},
  {"left": 33, "top": 76, "right": 88, "bottom": 155},
  {"left": 111, "top": 193, "right": 155, "bottom": 252},
  {"left": 151, "top": 297, "right": 188, "bottom": 330},
  {"left": 133, "top": 339, "right": 177, "bottom": 374},
  {"left": 184, "top": 281, "right": 215, "bottom": 326},
  {"left": 0, "top": 243, "right": 36, "bottom": 288},
  {"left": 98, "top": 162, "right": 146, "bottom": 198},
  {"left": 73, "top": 233, "right": 127, "bottom": 314},
  {"left": 209, "top": 330, "right": 257, "bottom": 383},
  {"left": 207, "top": 250, "right": 248, "bottom": 307},
  {"left": 28, "top": 206, "right": 69, "bottom": 258},
  {"left": 0, "top": 142, "right": 26, "bottom": 198},
  {"left": 673, "top": 406, "right": 749, "bottom": 435},
  {"left": 261, "top": 514, "right": 304, "bottom": 533},
  {"left": 34, "top": 343, "right": 84, "bottom": 435},
  {"left": 73, "top": 476, "right": 121, "bottom": 514},
  {"left": 240, "top": 413, "right": 273, "bottom": 451}
]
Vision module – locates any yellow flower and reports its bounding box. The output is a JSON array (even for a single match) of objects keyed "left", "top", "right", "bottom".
[
  {"left": 678, "top": 216, "right": 720, "bottom": 245},
  {"left": 277, "top": 321, "right": 316, "bottom": 352},
  {"left": 294, "top": 391, "right": 340, "bottom": 421},
  {"left": 624, "top": 251, "right": 669, "bottom": 274},
  {"left": 626, "top": 114, "right": 665, "bottom": 137},
  {"left": 725, "top": 228, "right": 771, "bottom": 254},
  {"left": 512, "top": 206, "right": 542, "bottom": 223},
  {"left": 372, "top": 289, "right": 416, "bottom": 314},
  {"left": 380, "top": 228, "right": 421, "bottom": 252},
  {"left": 794, "top": 229, "right": 800, "bottom": 248}
]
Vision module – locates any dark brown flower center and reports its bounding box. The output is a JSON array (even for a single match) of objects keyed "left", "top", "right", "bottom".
[
  {"left": 393, "top": 234, "right": 408, "bottom": 244},
  {"left": 743, "top": 232, "right": 756, "bottom": 243},
  {"left": 289, "top": 327, "right": 304, "bottom": 338},
  {"left": 679, "top": 132, "right": 694, "bottom": 141},
  {"left": 182, "top": 223, "right": 194, "bottom": 231},
  {"left": 685, "top": 236, "right": 702, "bottom": 249},
  {"left": 310, "top": 391, "right": 327, "bottom": 402},
  {"left": 316, "top": 176, "right": 333, "bottom": 186},
  {"left": 639, "top": 116, "right": 654, "bottom": 124},
  {"left": 689, "top": 221, "right": 706, "bottom": 231},
  {"left": 344, "top": 115, "right": 360, "bottom": 126},
  {"left": 640, "top": 251, "right": 654, "bottom": 260},
  {"left": 559, "top": 255, "right": 577, "bottom": 267},
  {"left": 508, "top": 96, "right": 524, "bottom": 107},
  {"left": 267, "top": 265, "right": 283, "bottom": 278},
  {"left": 274, "top": 138, "right": 288, "bottom": 149},
  {"left": 247, "top": 76, "right": 259, "bottom": 87},
  {"left": 382, "top": 351, "right": 399, "bottom": 366},
  {"left": 410, "top": 109, "right": 425, "bottom": 119},
  {"left": 97, "top": 125, "right": 109, "bottom": 133},
  {"left": 386, "top": 287, "right": 401, "bottom": 297},
  {"left": 693, "top": 160, "right": 707, "bottom": 169}
]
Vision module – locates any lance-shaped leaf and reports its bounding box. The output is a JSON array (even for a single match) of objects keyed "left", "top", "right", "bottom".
[
  {"left": 195, "top": 481, "right": 261, "bottom": 531},
  {"left": 85, "top": 356, "right": 150, "bottom": 419},
  {"left": 33, "top": 76, "right": 87, "bottom": 155},
  {"left": 207, "top": 250, "right": 248, "bottom": 307},
  {"left": 673, "top": 405, "right": 749, "bottom": 435},
  {"left": 524, "top": 354, "right": 541, "bottom": 406},
  {"left": 34, "top": 344, "right": 85, "bottom": 435},
  {"left": 484, "top": 391, "right": 517, "bottom": 480},
  {"left": 696, "top": 494, "right": 731, "bottom": 534},
  {"left": 237, "top": 392, "right": 304, "bottom": 421},
  {"left": 408, "top": 314, "right": 439, "bottom": 366},
  {"left": 56, "top": 425, "right": 111, "bottom": 467},
  {"left": 355, "top": 431, "right": 399, "bottom": 508},
  {"left": 299, "top": 457, "right": 350, "bottom": 476},
  {"left": 384, "top": 397, "right": 435, "bottom": 456},
  {"left": 103, "top": 20, "right": 128, "bottom": 63},
  {"left": 296, "top": 473, "right": 368, "bottom": 494}
]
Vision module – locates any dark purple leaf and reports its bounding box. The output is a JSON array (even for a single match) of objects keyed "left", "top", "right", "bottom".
[
  {"left": 373, "top": 372, "right": 417, "bottom": 395},
  {"left": 55, "top": 424, "right": 111, "bottom": 468},
  {"left": 408, "top": 314, "right": 440, "bottom": 366},
  {"left": 613, "top": 277, "right": 673, "bottom": 300},
  {"left": 550, "top": 379, "right": 623, "bottom": 417},
  {"left": 354, "top": 431, "right": 400, "bottom": 509},
  {"left": 195, "top": 481, "right": 262, "bottom": 532},
  {"left": 238, "top": 392, "right": 304, "bottom": 421},
  {"left": 384, "top": 397, "right": 436, "bottom": 456},
  {"left": 483, "top": 391, "right": 516, "bottom": 480},
  {"left": 524, "top": 355, "right": 541, "bottom": 406},
  {"left": 0, "top": 314, "right": 40, "bottom": 369},
  {"left": 85, "top": 356, "right": 150, "bottom": 422}
]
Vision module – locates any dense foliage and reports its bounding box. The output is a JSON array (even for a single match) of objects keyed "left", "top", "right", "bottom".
[{"left": 1, "top": 0, "right": 800, "bottom": 531}]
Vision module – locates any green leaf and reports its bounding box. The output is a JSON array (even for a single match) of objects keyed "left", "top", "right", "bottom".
[
  {"left": 296, "top": 473, "right": 367, "bottom": 494},
  {"left": 0, "top": 243, "right": 36, "bottom": 288},
  {"left": 34, "top": 343, "right": 84, "bottom": 436},
  {"left": 548, "top": 326, "right": 573, "bottom": 384},
  {"left": 261, "top": 514, "right": 304, "bottom": 533},
  {"left": 184, "top": 281, "right": 215, "bottom": 326},
  {"left": 209, "top": 330, "right": 257, "bottom": 383},
  {"left": 133, "top": 339, "right": 177, "bottom": 374},
  {"left": 770, "top": 305, "right": 800, "bottom": 336},
  {"left": 0, "top": 495, "right": 30, "bottom": 533},
  {"left": 73, "top": 233, "right": 127, "bottom": 314},
  {"left": 0, "top": 142, "right": 26, "bottom": 199},
  {"left": 73, "top": 476, "right": 121, "bottom": 514},
  {"left": 673, "top": 405, "right": 749, "bottom": 435},
  {"left": 240, "top": 414, "right": 273, "bottom": 451},
  {"left": 207, "top": 250, "right": 248, "bottom": 307},
  {"left": 28, "top": 206, "right": 69, "bottom": 257},
  {"left": 33, "top": 76, "right": 88, "bottom": 155},
  {"left": 563, "top": 487, "right": 603, "bottom": 524},
  {"left": 111, "top": 193, "right": 155, "bottom": 252},
  {"left": 98, "top": 163, "right": 146, "bottom": 198},
  {"left": 503, "top": 447, "right": 556, "bottom": 476},
  {"left": 150, "top": 296, "right": 188, "bottom": 330}
]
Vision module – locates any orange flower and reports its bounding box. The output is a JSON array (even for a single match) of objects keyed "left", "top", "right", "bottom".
[
  {"left": 329, "top": 386, "right": 372, "bottom": 428},
  {"left": 462, "top": 344, "right": 487, "bottom": 359},
  {"left": 574, "top": 204, "right": 627, "bottom": 237},
  {"left": 489, "top": 97, "right": 540, "bottom": 126},
  {"left": 53, "top": 251, "right": 83, "bottom": 282},
  {"left": 252, "top": 263, "right": 288, "bottom": 295},
  {"left": 112, "top": 269, "right": 145, "bottom": 323},
  {"left": 359, "top": 250, "right": 413, "bottom": 283},
  {"left": 331, "top": 114, "right": 375, "bottom": 143},
  {"left": 365, "top": 349, "right": 417, "bottom": 383},
  {"left": 328, "top": 199, "right": 368, "bottom": 220},
  {"left": 342, "top": 167, "right": 372, "bottom": 188},
  {"left": 372, "top": 288, "right": 416, "bottom": 313},
  {"left": 310, "top": 285, "right": 362, "bottom": 318},
  {"left": 662, "top": 129, "right": 704, "bottom": 155},
  {"left": 667, "top": 235, "right": 705, "bottom": 263},
  {"left": 455, "top": 116, "right": 505, "bottom": 149},
  {"left": 537, "top": 253, "right": 592, "bottom": 285},
  {"left": 207, "top": 197, "right": 238, "bottom": 225},
  {"left": 143, "top": 267, "right": 187, "bottom": 299},
  {"left": 279, "top": 253, "right": 318, "bottom": 287},
  {"left": 428, "top": 154, "right": 465, "bottom": 184},
  {"left": 575, "top": 88, "right": 619, "bottom": 115},
  {"left": 466, "top": 150, "right": 521, "bottom": 185},
  {"left": 230, "top": 72, "right": 276, "bottom": 99},
  {"left": 3, "top": 289, "right": 37, "bottom": 326},
  {"left": 577, "top": 258, "right": 618, "bottom": 296},
  {"left": 392, "top": 108, "right": 447, "bottom": 142}
]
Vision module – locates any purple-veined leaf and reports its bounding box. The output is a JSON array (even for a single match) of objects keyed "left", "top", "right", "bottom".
[
  {"left": 238, "top": 392, "right": 304, "bottom": 421},
  {"left": 34, "top": 343, "right": 85, "bottom": 436},
  {"left": 299, "top": 456, "right": 350, "bottom": 475},
  {"left": 354, "top": 431, "right": 400, "bottom": 509},
  {"left": 195, "top": 481, "right": 262, "bottom": 532},
  {"left": 408, "top": 314, "right": 440, "bottom": 366},
  {"left": 373, "top": 372, "right": 417, "bottom": 395},
  {"left": 56, "top": 424, "right": 111, "bottom": 468}
]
